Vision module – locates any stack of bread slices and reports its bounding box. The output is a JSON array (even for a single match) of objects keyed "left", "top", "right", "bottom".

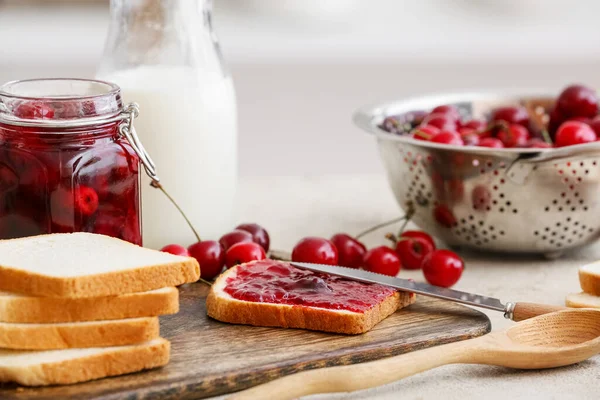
[
  {"left": 0, "top": 233, "right": 200, "bottom": 386},
  {"left": 566, "top": 262, "right": 600, "bottom": 308}
]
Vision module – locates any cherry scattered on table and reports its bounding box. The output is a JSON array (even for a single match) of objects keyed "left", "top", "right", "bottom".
[
  {"left": 160, "top": 219, "right": 466, "bottom": 289},
  {"left": 236, "top": 223, "right": 270, "bottom": 252},
  {"left": 400, "top": 230, "right": 436, "bottom": 249},
  {"left": 219, "top": 230, "right": 254, "bottom": 252},
  {"left": 330, "top": 233, "right": 366, "bottom": 269},
  {"left": 225, "top": 242, "right": 266, "bottom": 268},
  {"left": 187, "top": 240, "right": 226, "bottom": 280},
  {"left": 421, "top": 249, "right": 464, "bottom": 288},
  {"left": 291, "top": 237, "right": 339, "bottom": 266},
  {"left": 363, "top": 246, "right": 402, "bottom": 277},
  {"left": 160, "top": 244, "right": 190, "bottom": 257}
]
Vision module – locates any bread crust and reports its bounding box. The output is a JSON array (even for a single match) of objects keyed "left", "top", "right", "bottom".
[
  {"left": 0, "top": 317, "right": 159, "bottom": 350},
  {"left": 206, "top": 263, "right": 416, "bottom": 334},
  {"left": 579, "top": 268, "right": 600, "bottom": 296},
  {"left": 0, "top": 287, "right": 179, "bottom": 323},
  {"left": 0, "top": 259, "right": 199, "bottom": 298},
  {"left": 0, "top": 338, "right": 170, "bottom": 386},
  {"left": 565, "top": 292, "right": 600, "bottom": 308}
]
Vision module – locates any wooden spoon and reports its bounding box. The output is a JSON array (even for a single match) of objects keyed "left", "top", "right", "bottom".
[{"left": 228, "top": 308, "right": 600, "bottom": 400}]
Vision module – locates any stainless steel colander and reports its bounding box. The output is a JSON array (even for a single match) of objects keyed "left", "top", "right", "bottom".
[{"left": 354, "top": 90, "right": 600, "bottom": 257}]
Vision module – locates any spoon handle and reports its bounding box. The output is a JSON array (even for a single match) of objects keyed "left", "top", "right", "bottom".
[
  {"left": 227, "top": 339, "right": 478, "bottom": 400},
  {"left": 508, "top": 302, "right": 567, "bottom": 322}
]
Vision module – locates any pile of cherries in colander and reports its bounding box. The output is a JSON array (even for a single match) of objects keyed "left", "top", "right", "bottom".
[{"left": 380, "top": 84, "right": 600, "bottom": 148}]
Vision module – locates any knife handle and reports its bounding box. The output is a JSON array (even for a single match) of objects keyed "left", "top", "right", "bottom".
[{"left": 508, "top": 302, "right": 568, "bottom": 322}]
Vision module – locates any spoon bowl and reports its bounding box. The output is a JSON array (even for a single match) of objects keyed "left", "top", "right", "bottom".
[
  {"left": 489, "top": 308, "right": 600, "bottom": 369},
  {"left": 229, "top": 308, "right": 600, "bottom": 400}
]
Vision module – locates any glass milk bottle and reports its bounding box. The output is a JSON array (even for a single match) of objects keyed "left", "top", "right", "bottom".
[{"left": 97, "top": 0, "right": 237, "bottom": 249}]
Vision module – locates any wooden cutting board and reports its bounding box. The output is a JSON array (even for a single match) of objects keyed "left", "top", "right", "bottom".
[{"left": 1, "top": 283, "right": 491, "bottom": 400}]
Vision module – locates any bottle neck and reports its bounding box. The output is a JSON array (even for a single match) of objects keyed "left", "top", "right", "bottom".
[{"left": 101, "top": 0, "right": 218, "bottom": 72}]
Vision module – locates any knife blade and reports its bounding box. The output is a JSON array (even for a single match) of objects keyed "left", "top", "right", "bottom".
[{"left": 290, "top": 261, "right": 507, "bottom": 313}]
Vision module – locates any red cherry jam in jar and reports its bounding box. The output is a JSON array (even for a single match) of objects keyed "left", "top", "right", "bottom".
[{"left": 0, "top": 78, "right": 141, "bottom": 244}]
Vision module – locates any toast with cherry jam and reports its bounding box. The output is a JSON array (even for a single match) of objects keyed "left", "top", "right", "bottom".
[{"left": 206, "top": 260, "right": 415, "bottom": 334}]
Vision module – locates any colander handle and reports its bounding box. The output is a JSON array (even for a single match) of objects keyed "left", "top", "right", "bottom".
[
  {"left": 513, "top": 141, "right": 600, "bottom": 165},
  {"left": 506, "top": 141, "right": 600, "bottom": 184}
]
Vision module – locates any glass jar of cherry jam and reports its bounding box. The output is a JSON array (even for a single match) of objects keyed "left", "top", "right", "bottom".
[{"left": 0, "top": 78, "right": 142, "bottom": 244}]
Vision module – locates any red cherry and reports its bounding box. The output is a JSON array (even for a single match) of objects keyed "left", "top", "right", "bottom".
[
  {"left": 160, "top": 244, "right": 190, "bottom": 257},
  {"left": 569, "top": 116, "right": 592, "bottom": 124},
  {"left": 555, "top": 121, "right": 597, "bottom": 147},
  {"left": 381, "top": 116, "right": 402, "bottom": 134},
  {"left": 431, "top": 131, "right": 464, "bottom": 146},
  {"left": 548, "top": 107, "right": 565, "bottom": 137},
  {"left": 589, "top": 116, "right": 600, "bottom": 137},
  {"left": 236, "top": 223, "right": 270, "bottom": 252},
  {"left": 421, "top": 113, "right": 458, "bottom": 131},
  {"left": 330, "top": 233, "right": 366, "bottom": 269},
  {"left": 400, "top": 230, "right": 436, "bottom": 249},
  {"left": 74, "top": 185, "right": 99, "bottom": 217},
  {"left": 50, "top": 185, "right": 99, "bottom": 226},
  {"left": 462, "top": 119, "right": 486, "bottom": 130},
  {"left": 525, "top": 138, "right": 553, "bottom": 148},
  {"left": 13, "top": 102, "right": 55, "bottom": 119},
  {"left": 556, "top": 84, "right": 598, "bottom": 118},
  {"left": 291, "top": 237, "right": 338, "bottom": 265},
  {"left": 458, "top": 128, "right": 480, "bottom": 146},
  {"left": 491, "top": 106, "right": 529, "bottom": 126},
  {"left": 411, "top": 125, "right": 439, "bottom": 141},
  {"left": 497, "top": 124, "right": 529, "bottom": 148},
  {"left": 219, "top": 230, "right": 254, "bottom": 251},
  {"left": 225, "top": 242, "right": 266, "bottom": 268},
  {"left": 431, "top": 105, "right": 460, "bottom": 119},
  {"left": 363, "top": 246, "right": 401, "bottom": 276},
  {"left": 395, "top": 237, "right": 434, "bottom": 270},
  {"left": 433, "top": 204, "right": 456, "bottom": 228},
  {"left": 478, "top": 137, "right": 504, "bottom": 148},
  {"left": 422, "top": 249, "right": 464, "bottom": 287},
  {"left": 188, "top": 240, "right": 226, "bottom": 280}
]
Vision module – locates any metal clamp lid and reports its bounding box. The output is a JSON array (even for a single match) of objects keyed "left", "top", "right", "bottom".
[{"left": 118, "top": 102, "right": 160, "bottom": 183}]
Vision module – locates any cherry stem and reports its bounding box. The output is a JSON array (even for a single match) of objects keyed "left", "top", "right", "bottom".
[
  {"left": 385, "top": 232, "right": 398, "bottom": 245},
  {"left": 397, "top": 202, "right": 416, "bottom": 237},
  {"left": 150, "top": 181, "right": 201, "bottom": 242},
  {"left": 541, "top": 129, "right": 553, "bottom": 144},
  {"left": 386, "top": 234, "right": 413, "bottom": 246},
  {"left": 355, "top": 216, "right": 407, "bottom": 240},
  {"left": 412, "top": 129, "right": 433, "bottom": 140}
]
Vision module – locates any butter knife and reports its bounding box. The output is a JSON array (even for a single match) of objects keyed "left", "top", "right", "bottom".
[{"left": 290, "top": 261, "right": 566, "bottom": 321}]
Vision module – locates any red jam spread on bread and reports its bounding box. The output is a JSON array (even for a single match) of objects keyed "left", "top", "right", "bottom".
[{"left": 223, "top": 260, "right": 397, "bottom": 313}]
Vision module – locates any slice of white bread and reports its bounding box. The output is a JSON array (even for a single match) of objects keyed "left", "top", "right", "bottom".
[
  {"left": 0, "top": 233, "right": 199, "bottom": 297},
  {"left": 565, "top": 292, "right": 600, "bottom": 308},
  {"left": 0, "top": 317, "right": 159, "bottom": 350},
  {"left": 579, "top": 262, "right": 600, "bottom": 296},
  {"left": 206, "top": 261, "right": 416, "bottom": 334},
  {"left": 0, "top": 287, "right": 179, "bottom": 323},
  {"left": 0, "top": 338, "right": 170, "bottom": 386}
]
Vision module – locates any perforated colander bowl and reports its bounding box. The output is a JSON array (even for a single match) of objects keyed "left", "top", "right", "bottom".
[{"left": 354, "top": 90, "right": 600, "bottom": 257}]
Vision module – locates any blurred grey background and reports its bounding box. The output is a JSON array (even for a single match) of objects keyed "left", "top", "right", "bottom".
[{"left": 1, "top": 0, "right": 600, "bottom": 177}]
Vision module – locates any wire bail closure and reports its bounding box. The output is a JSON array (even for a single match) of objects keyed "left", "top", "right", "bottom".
[{"left": 118, "top": 103, "right": 160, "bottom": 183}]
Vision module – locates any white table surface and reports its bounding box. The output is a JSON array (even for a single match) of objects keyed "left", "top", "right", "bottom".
[{"left": 217, "top": 174, "right": 600, "bottom": 400}]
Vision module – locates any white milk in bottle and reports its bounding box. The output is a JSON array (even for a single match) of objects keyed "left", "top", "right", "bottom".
[
  {"left": 102, "top": 66, "right": 237, "bottom": 248},
  {"left": 98, "top": 0, "right": 238, "bottom": 248}
]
